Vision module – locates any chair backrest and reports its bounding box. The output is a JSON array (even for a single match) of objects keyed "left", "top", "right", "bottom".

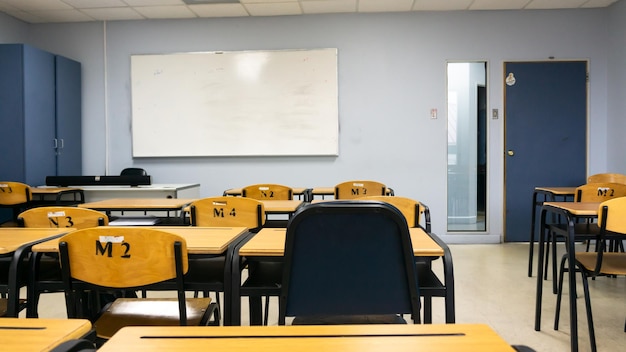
[
  {"left": 0, "top": 181, "right": 31, "bottom": 205},
  {"left": 189, "top": 196, "right": 265, "bottom": 229},
  {"left": 587, "top": 173, "right": 626, "bottom": 184},
  {"left": 120, "top": 168, "right": 148, "bottom": 176},
  {"left": 18, "top": 206, "right": 108, "bottom": 229},
  {"left": 334, "top": 180, "right": 386, "bottom": 199},
  {"left": 279, "top": 201, "right": 420, "bottom": 323},
  {"left": 59, "top": 227, "right": 188, "bottom": 288},
  {"left": 241, "top": 184, "right": 293, "bottom": 200},
  {"left": 360, "top": 195, "right": 430, "bottom": 231},
  {"left": 592, "top": 197, "right": 626, "bottom": 276},
  {"left": 574, "top": 182, "right": 626, "bottom": 202}
]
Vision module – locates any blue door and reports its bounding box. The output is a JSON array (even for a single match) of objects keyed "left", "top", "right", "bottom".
[{"left": 504, "top": 61, "right": 587, "bottom": 242}]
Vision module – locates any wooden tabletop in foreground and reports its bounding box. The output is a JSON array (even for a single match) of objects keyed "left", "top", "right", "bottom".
[
  {"left": 0, "top": 318, "right": 91, "bottom": 352},
  {"left": 0, "top": 228, "right": 75, "bottom": 255},
  {"left": 97, "top": 324, "right": 515, "bottom": 352},
  {"left": 238, "top": 227, "right": 443, "bottom": 257}
]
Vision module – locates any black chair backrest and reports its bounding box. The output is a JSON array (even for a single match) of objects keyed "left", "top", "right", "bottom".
[
  {"left": 279, "top": 201, "right": 420, "bottom": 322},
  {"left": 120, "top": 168, "right": 148, "bottom": 176}
]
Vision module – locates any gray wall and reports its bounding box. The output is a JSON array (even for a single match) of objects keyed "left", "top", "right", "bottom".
[
  {"left": 607, "top": 1, "right": 626, "bottom": 174},
  {"left": 1, "top": 7, "right": 620, "bottom": 242}
]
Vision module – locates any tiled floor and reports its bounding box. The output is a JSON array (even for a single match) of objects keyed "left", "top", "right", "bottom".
[{"left": 31, "top": 243, "right": 625, "bottom": 351}]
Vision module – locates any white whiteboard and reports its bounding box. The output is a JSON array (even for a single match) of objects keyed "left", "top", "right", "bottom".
[{"left": 130, "top": 48, "right": 338, "bottom": 157}]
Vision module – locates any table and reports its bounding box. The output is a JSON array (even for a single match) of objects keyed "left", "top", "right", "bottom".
[
  {"left": 0, "top": 228, "right": 74, "bottom": 317},
  {"left": 78, "top": 198, "right": 198, "bottom": 223},
  {"left": 0, "top": 318, "right": 92, "bottom": 351},
  {"left": 31, "top": 187, "right": 85, "bottom": 205},
  {"left": 32, "top": 226, "right": 249, "bottom": 325},
  {"left": 527, "top": 186, "right": 576, "bottom": 277},
  {"left": 75, "top": 183, "right": 200, "bottom": 202},
  {"left": 535, "top": 201, "right": 599, "bottom": 352},
  {"left": 97, "top": 324, "right": 515, "bottom": 352},
  {"left": 231, "top": 227, "right": 454, "bottom": 325}
]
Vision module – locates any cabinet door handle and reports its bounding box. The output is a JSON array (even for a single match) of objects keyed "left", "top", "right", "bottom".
[
  {"left": 59, "top": 139, "right": 64, "bottom": 149},
  {"left": 54, "top": 138, "right": 58, "bottom": 149}
]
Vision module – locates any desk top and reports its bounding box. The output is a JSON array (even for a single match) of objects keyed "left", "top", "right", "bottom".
[
  {"left": 0, "top": 228, "right": 75, "bottom": 255},
  {"left": 239, "top": 227, "right": 443, "bottom": 257},
  {"left": 78, "top": 198, "right": 197, "bottom": 210},
  {"left": 260, "top": 200, "right": 303, "bottom": 214},
  {"left": 32, "top": 226, "right": 248, "bottom": 255},
  {"left": 97, "top": 324, "right": 514, "bottom": 352},
  {"left": 0, "top": 318, "right": 91, "bottom": 352},
  {"left": 543, "top": 201, "right": 600, "bottom": 216},
  {"left": 534, "top": 186, "right": 577, "bottom": 195},
  {"left": 31, "top": 187, "right": 83, "bottom": 195}
]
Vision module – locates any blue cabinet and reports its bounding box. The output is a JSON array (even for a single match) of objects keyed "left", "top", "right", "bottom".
[{"left": 0, "top": 44, "right": 82, "bottom": 185}]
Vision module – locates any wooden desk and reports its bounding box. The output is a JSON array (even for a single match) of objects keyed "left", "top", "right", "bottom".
[
  {"left": 0, "top": 318, "right": 92, "bottom": 352},
  {"left": 97, "top": 324, "right": 515, "bottom": 352},
  {"left": 0, "top": 228, "right": 74, "bottom": 317},
  {"left": 231, "top": 227, "right": 453, "bottom": 326},
  {"left": 535, "top": 201, "right": 599, "bottom": 352},
  {"left": 31, "top": 187, "right": 85, "bottom": 205},
  {"left": 78, "top": 198, "right": 197, "bottom": 223},
  {"left": 260, "top": 200, "right": 304, "bottom": 215},
  {"left": 527, "top": 186, "right": 576, "bottom": 277},
  {"left": 73, "top": 183, "right": 200, "bottom": 202},
  {"left": 32, "top": 226, "right": 249, "bottom": 325}
]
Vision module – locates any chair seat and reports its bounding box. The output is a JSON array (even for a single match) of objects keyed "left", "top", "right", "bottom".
[
  {"left": 94, "top": 297, "right": 214, "bottom": 339},
  {"left": 576, "top": 252, "right": 626, "bottom": 276},
  {"left": 548, "top": 223, "right": 601, "bottom": 238},
  {"left": 292, "top": 314, "right": 407, "bottom": 325}
]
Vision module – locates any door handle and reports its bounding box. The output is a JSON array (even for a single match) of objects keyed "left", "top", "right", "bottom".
[{"left": 507, "top": 150, "right": 515, "bottom": 156}]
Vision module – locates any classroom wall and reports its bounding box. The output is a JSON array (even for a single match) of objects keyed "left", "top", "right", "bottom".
[
  {"left": 4, "top": 8, "right": 615, "bottom": 242},
  {"left": 607, "top": 0, "right": 626, "bottom": 174},
  {"left": 0, "top": 12, "right": 27, "bottom": 42}
]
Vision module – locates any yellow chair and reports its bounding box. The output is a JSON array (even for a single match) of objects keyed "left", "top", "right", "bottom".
[
  {"left": 59, "top": 227, "right": 216, "bottom": 340},
  {"left": 0, "top": 181, "right": 32, "bottom": 224},
  {"left": 242, "top": 184, "right": 293, "bottom": 200},
  {"left": 587, "top": 173, "right": 626, "bottom": 184},
  {"left": 360, "top": 195, "right": 430, "bottom": 231},
  {"left": 334, "top": 180, "right": 387, "bottom": 199},
  {"left": 189, "top": 196, "right": 265, "bottom": 229},
  {"left": 18, "top": 206, "right": 109, "bottom": 317},
  {"left": 554, "top": 197, "right": 626, "bottom": 352}
]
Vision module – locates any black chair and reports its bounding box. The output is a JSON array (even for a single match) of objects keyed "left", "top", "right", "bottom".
[
  {"left": 278, "top": 200, "right": 421, "bottom": 325},
  {"left": 120, "top": 167, "right": 147, "bottom": 176}
]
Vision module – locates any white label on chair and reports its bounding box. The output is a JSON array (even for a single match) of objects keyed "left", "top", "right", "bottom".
[
  {"left": 0, "top": 184, "right": 7, "bottom": 187},
  {"left": 213, "top": 201, "right": 227, "bottom": 206},
  {"left": 259, "top": 187, "right": 270, "bottom": 190},
  {"left": 99, "top": 236, "right": 124, "bottom": 243},
  {"left": 47, "top": 211, "right": 66, "bottom": 218},
  {"left": 353, "top": 183, "right": 364, "bottom": 187}
]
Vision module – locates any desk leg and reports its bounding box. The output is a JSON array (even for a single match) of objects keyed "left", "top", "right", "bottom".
[
  {"left": 528, "top": 191, "right": 540, "bottom": 277},
  {"left": 565, "top": 216, "right": 579, "bottom": 352},
  {"left": 534, "top": 208, "right": 547, "bottom": 331}
]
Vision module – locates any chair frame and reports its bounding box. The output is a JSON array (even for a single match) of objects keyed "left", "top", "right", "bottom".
[{"left": 0, "top": 181, "right": 32, "bottom": 223}]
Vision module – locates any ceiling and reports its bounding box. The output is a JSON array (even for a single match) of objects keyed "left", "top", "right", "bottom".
[{"left": 0, "top": 0, "right": 619, "bottom": 24}]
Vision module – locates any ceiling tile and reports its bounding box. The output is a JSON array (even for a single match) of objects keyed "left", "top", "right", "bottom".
[
  {"left": 124, "top": 0, "right": 184, "bottom": 5},
  {"left": 188, "top": 3, "right": 249, "bottom": 17},
  {"left": 62, "top": 0, "right": 127, "bottom": 9},
  {"left": 1, "top": 0, "right": 72, "bottom": 11},
  {"left": 243, "top": 2, "right": 302, "bottom": 16},
  {"left": 29, "top": 9, "right": 95, "bottom": 22},
  {"left": 470, "top": 0, "right": 531, "bottom": 10},
  {"left": 580, "top": 0, "right": 618, "bottom": 7},
  {"left": 134, "top": 5, "right": 197, "bottom": 18},
  {"left": 80, "top": 7, "right": 145, "bottom": 20},
  {"left": 301, "top": 0, "right": 356, "bottom": 14},
  {"left": 359, "top": 0, "right": 414, "bottom": 13},
  {"left": 413, "top": 0, "right": 473, "bottom": 11}
]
